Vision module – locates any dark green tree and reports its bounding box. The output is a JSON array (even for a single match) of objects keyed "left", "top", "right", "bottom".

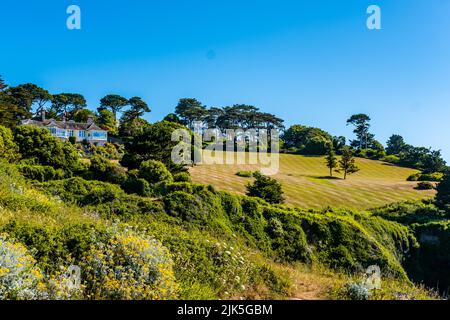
[
  {"left": 73, "top": 108, "right": 96, "bottom": 123},
  {"left": 13, "top": 125, "right": 81, "bottom": 172},
  {"left": 97, "top": 108, "right": 118, "bottom": 135},
  {"left": 386, "top": 134, "right": 407, "bottom": 155},
  {"left": 15, "top": 83, "right": 52, "bottom": 114},
  {"left": 332, "top": 136, "right": 346, "bottom": 154},
  {"left": 421, "top": 150, "right": 447, "bottom": 174},
  {"left": 436, "top": 169, "right": 450, "bottom": 210},
  {"left": 163, "top": 113, "right": 183, "bottom": 124},
  {"left": 175, "top": 98, "right": 207, "bottom": 127},
  {"left": 0, "top": 93, "right": 29, "bottom": 127},
  {"left": 246, "top": 171, "right": 284, "bottom": 204},
  {"left": 0, "top": 125, "right": 19, "bottom": 162},
  {"left": 51, "top": 93, "right": 87, "bottom": 118},
  {"left": 5, "top": 86, "right": 34, "bottom": 113},
  {"left": 346, "top": 114, "right": 372, "bottom": 149},
  {"left": 100, "top": 94, "right": 129, "bottom": 120},
  {"left": 121, "top": 121, "right": 189, "bottom": 172},
  {"left": 119, "top": 97, "right": 150, "bottom": 138},
  {"left": 338, "top": 147, "right": 360, "bottom": 179},
  {"left": 138, "top": 159, "right": 173, "bottom": 184},
  {"left": 325, "top": 144, "right": 338, "bottom": 177},
  {"left": 282, "top": 124, "right": 332, "bottom": 155},
  {"left": 89, "top": 155, "right": 127, "bottom": 184}
]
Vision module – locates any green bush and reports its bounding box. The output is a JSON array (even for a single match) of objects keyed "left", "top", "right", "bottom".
[
  {"left": 173, "top": 172, "right": 192, "bottom": 183},
  {"left": 163, "top": 191, "right": 205, "bottom": 222},
  {"left": 415, "top": 182, "right": 434, "bottom": 190},
  {"left": 139, "top": 160, "right": 173, "bottom": 184},
  {"left": 236, "top": 171, "right": 253, "bottom": 178},
  {"left": 407, "top": 173, "right": 420, "bottom": 181},
  {"left": 91, "top": 143, "right": 122, "bottom": 160},
  {"left": 122, "top": 177, "right": 152, "bottom": 197},
  {"left": 0, "top": 233, "right": 47, "bottom": 300},
  {"left": 89, "top": 155, "right": 127, "bottom": 185},
  {"left": 408, "top": 172, "right": 443, "bottom": 182},
  {"left": 81, "top": 228, "right": 178, "bottom": 300},
  {"left": 13, "top": 126, "right": 82, "bottom": 173},
  {"left": 156, "top": 182, "right": 194, "bottom": 196},
  {"left": 382, "top": 154, "right": 400, "bottom": 164},
  {"left": 436, "top": 170, "right": 450, "bottom": 210},
  {"left": 0, "top": 125, "right": 18, "bottom": 162},
  {"left": 18, "top": 164, "right": 65, "bottom": 182},
  {"left": 246, "top": 172, "right": 284, "bottom": 204}
]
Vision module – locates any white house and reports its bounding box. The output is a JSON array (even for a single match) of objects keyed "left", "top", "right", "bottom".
[{"left": 21, "top": 114, "right": 108, "bottom": 146}]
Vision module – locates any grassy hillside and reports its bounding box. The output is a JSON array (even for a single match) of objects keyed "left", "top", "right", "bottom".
[
  {"left": 0, "top": 160, "right": 437, "bottom": 300},
  {"left": 190, "top": 152, "right": 435, "bottom": 210}
]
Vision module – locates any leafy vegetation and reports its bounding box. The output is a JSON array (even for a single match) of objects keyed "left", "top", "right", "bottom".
[{"left": 0, "top": 74, "right": 448, "bottom": 300}]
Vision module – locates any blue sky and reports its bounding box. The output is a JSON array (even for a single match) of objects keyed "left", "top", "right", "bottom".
[{"left": 1, "top": 0, "right": 449, "bottom": 160}]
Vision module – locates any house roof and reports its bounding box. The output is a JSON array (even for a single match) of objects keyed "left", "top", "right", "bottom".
[{"left": 21, "top": 119, "right": 107, "bottom": 131}]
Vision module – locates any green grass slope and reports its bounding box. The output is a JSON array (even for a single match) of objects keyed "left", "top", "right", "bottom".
[{"left": 190, "top": 152, "right": 434, "bottom": 210}]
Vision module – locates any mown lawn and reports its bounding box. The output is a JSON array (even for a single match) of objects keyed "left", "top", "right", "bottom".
[{"left": 189, "top": 152, "right": 435, "bottom": 210}]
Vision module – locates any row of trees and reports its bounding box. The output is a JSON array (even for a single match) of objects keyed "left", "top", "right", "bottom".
[
  {"left": 2, "top": 74, "right": 446, "bottom": 176},
  {"left": 167, "top": 98, "right": 285, "bottom": 130}
]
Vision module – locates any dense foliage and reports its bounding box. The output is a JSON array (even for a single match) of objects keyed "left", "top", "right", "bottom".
[
  {"left": 246, "top": 172, "right": 285, "bottom": 204},
  {"left": 13, "top": 126, "right": 82, "bottom": 174}
]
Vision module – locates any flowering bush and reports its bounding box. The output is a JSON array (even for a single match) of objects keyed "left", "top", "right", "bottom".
[
  {"left": 208, "top": 241, "right": 252, "bottom": 294},
  {"left": 82, "top": 229, "right": 178, "bottom": 300},
  {"left": 0, "top": 233, "right": 47, "bottom": 300}
]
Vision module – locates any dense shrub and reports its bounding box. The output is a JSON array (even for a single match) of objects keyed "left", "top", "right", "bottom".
[
  {"left": 382, "top": 154, "right": 400, "bottom": 164},
  {"left": 0, "top": 125, "right": 18, "bottom": 162},
  {"left": 0, "top": 233, "right": 47, "bottom": 300},
  {"left": 13, "top": 126, "right": 82, "bottom": 173},
  {"left": 246, "top": 172, "right": 284, "bottom": 204},
  {"left": 156, "top": 182, "right": 194, "bottom": 196},
  {"left": 81, "top": 229, "right": 178, "bottom": 300},
  {"left": 236, "top": 171, "right": 253, "bottom": 178},
  {"left": 18, "top": 164, "right": 65, "bottom": 182},
  {"left": 173, "top": 172, "right": 192, "bottom": 183},
  {"left": 122, "top": 177, "right": 152, "bottom": 197},
  {"left": 407, "top": 172, "right": 443, "bottom": 182},
  {"left": 89, "top": 155, "right": 127, "bottom": 184},
  {"left": 120, "top": 121, "right": 188, "bottom": 172},
  {"left": 163, "top": 191, "right": 205, "bottom": 222},
  {"left": 90, "top": 142, "right": 123, "bottom": 160},
  {"left": 282, "top": 124, "right": 332, "bottom": 155},
  {"left": 139, "top": 160, "right": 173, "bottom": 184},
  {"left": 372, "top": 201, "right": 448, "bottom": 225},
  {"left": 405, "top": 220, "right": 450, "bottom": 295},
  {"left": 346, "top": 283, "right": 370, "bottom": 300},
  {"left": 436, "top": 170, "right": 450, "bottom": 210},
  {"left": 415, "top": 182, "right": 434, "bottom": 190}
]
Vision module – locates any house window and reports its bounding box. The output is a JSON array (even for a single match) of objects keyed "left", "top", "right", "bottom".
[
  {"left": 78, "top": 131, "right": 86, "bottom": 138},
  {"left": 56, "top": 129, "right": 66, "bottom": 137},
  {"left": 68, "top": 130, "right": 74, "bottom": 137},
  {"left": 49, "top": 127, "right": 56, "bottom": 135},
  {"left": 92, "top": 131, "right": 107, "bottom": 140}
]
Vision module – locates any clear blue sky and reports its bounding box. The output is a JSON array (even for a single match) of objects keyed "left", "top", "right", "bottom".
[{"left": 1, "top": 0, "right": 449, "bottom": 160}]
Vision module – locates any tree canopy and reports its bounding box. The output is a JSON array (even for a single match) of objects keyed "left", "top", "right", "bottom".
[
  {"left": 121, "top": 121, "right": 188, "bottom": 172},
  {"left": 100, "top": 94, "right": 130, "bottom": 120},
  {"left": 347, "top": 113, "right": 373, "bottom": 149}
]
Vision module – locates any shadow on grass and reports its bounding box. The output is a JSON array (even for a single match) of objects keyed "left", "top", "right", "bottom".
[{"left": 300, "top": 174, "right": 343, "bottom": 180}]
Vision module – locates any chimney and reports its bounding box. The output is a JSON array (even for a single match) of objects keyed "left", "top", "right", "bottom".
[
  {"left": 41, "top": 110, "right": 46, "bottom": 121},
  {"left": 87, "top": 116, "right": 94, "bottom": 125}
]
